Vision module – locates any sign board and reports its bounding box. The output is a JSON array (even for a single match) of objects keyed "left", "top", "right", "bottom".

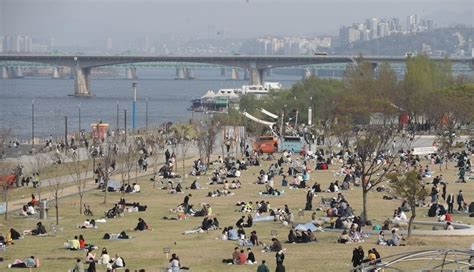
[{"left": 412, "top": 146, "right": 438, "bottom": 155}]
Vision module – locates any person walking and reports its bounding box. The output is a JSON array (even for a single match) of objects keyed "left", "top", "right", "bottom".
[
  {"left": 257, "top": 260, "right": 270, "bottom": 272},
  {"left": 447, "top": 193, "right": 455, "bottom": 214},
  {"left": 457, "top": 190, "right": 464, "bottom": 212},
  {"left": 275, "top": 250, "right": 285, "bottom": 272}
]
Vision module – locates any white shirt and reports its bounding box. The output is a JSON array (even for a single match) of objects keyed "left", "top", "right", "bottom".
[{"left": 114, "top": 257, "right": 124, "bottom": 267}]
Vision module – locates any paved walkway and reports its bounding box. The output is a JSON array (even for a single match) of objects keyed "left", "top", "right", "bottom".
[{"left": 6, "top": 146, "right": 201, "bottom": 213}]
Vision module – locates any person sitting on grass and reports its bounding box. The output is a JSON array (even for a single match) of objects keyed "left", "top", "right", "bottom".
[
  {"left": 65, "top": 236, "right": 80, "bottom": 250},
  {"left": 7, "top": 256, "right": 39, "bottom": 269},
  {"left": 78, "top": 219, "right": 97, "bottom": 229},
  {"left": 222, "top": 247, "right": 240, "bottom": 264},
  {"left": 386, "top": 229, "right": 402, "bottom": 246},
  {"left": 263, "top": 238, "right": 282, "bottom": 252},
  {"left": 107, "top": 254, "right": 125, "bottom": 270},
  {"left": 23, "top": 222, "right": 47, "bottom": 236},
  {"left": 338, "top": 230, "right": 351, "bottom": 244},
  {"left": 134, "top": 218, "right": 148, "bottom": 231},
  {"left": 98, "top": 248, "right": 111, "bottom": 265},
  {"left": 237, "top": 249, "right": 247, "bottom": 265},
  {"left": 247, "top": 248, "right": 256, "bottom": 264},
  {"left": 167, "top": 253, "right": 180, "bottom": 272}
]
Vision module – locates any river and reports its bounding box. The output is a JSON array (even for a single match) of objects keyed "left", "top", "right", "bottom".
[{"left": 0, "top": 67, "right": 300, "bottom": 139}]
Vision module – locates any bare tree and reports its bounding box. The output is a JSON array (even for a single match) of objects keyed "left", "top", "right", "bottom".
[
  {"left": 354, "top": 123, "right": 397, "bottom": 223},
  {"left": 0, "top": 164, "right": 14, "bottom": 220},
  {"left": 28, "top": 152, "right": 52, "bottom": 200},
  {"left": 170, "top": 124, "right": 196, "bottom": 178},
  {"left": 118, "top": 138, "right": 139, "bottom": 193},
  {"left": 0, "top": 128, "right": 13, "bottom": 160},
  {"left": 47, "top": 176, "right": 64, "bottom": 226},
  {"left": 100, "top": 139, "right": 117, "bottom": 204},
  {"left": 388, "top": 171, "right": 428, "bottom": 237},
  {"left": 63, "top": 149, "right": 92, "bottom": 215},
  {"left": 196, "top": 118, "right": 220, "bottom": 165}
]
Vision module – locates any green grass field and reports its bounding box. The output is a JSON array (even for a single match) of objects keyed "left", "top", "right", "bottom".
[{"left": 1, "top": 155, "right": 472, "bottom": 272}]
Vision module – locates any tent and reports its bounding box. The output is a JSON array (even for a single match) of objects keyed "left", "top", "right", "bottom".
[
  {"left": 295, "top": 222, "right": 318, "bottom": 232},
  {"left": 107, "top": 180, "right": 121, "bottom": 191}
]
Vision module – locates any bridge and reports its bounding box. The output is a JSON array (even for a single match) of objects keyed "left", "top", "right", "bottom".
[{"left": 0, "top": 54, "right": 472, "bottom": 96}]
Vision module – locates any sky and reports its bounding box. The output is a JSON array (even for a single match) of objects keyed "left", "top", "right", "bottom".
[{"left": 0, "top": 0, "right": 472, "bottom": 47}]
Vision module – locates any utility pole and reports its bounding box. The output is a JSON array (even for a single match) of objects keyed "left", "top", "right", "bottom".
[
  {"left": 124, "top": 109, "right": 127, "bottom": 141},
  {"left": 64, "top": 116, "right": 68, "bottom": 147},
  {"left": 116, "top": 100, "right": 119, "bottom": 135},
  {"left": 78, "top": 103, "right": 81, "bottom": 133},
  {"left": 132, "top": 82, "right": 137, "bottom": 130},
  {"left": 31, "top": 99, "right": 35, "bottom": 147},
  {"left": 145, "top": 97, "right": 149, "bottom": 131}
]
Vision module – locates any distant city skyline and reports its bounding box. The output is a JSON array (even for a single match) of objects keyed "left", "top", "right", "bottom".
[{"left": 0, "top": 0, "right": 472, "bottom": 49}]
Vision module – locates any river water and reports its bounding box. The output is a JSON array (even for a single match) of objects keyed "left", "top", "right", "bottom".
[{"left": 0, "top": 67, "right": 300, "bottom": 139}]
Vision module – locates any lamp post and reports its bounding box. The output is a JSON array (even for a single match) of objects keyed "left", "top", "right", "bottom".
[
  {"left": 78, "top": 103, "right": 81, "bottom": 133},
  {"left": 116, "top": 100, "right": 120, "bottom": 135},
  {"left": 124, "top": 109, "right": 127, "bottom": 141},
  {"left": 31, "top": 99, "right": 35, "bottom": 147},
  {"left": 64, "top": 116, "right": 68, "bottom": 147},
  {"left": 132, "top": 82, "right": 137, "bottom": 130},
  {"left": 145, "top": 97, "right": 149, "bottom": 131}
]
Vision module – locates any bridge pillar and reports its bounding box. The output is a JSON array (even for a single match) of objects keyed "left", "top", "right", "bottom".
[
  {"left": 185, "top": 67, "right": 194, "bottom": 79},
  {"left": 231, "top": 68, "right": 239, "bottom": 80},
  {"left": 14, "top": 67, "right": 23, "bottom": 78},
  {"left": 303, "top": 68, "right": 312, "bottom": 80},
  {"left": 52, "top": 67, "right": 63, "bottom": 79},
  {"left": 265, "top": 68, "right": 272, "bottom": 77},
  {"left": 1, "top": 67, "right": 9, "bottom": 79},
  {"left": 243, "top": 69, "right": 249, "bottom": 80},
  {"left": 126, "top": 67, "right": 133, "bottom": 79},
  {"left": 249, "top": 68, "right": 264, "bottom": 85},
  {"left": 74, "top": 67, "right": 92, "bottom": 96},
  {"left": 220, "top": 67, "right": 226, "bottom": 76},
  {"left": 176, "top": 68, "right": 186, "bottom": 79}
]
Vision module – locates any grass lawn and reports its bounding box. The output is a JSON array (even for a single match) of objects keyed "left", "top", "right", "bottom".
[{"left": 1, "top": 154, "right": 472, "bottom": 271}]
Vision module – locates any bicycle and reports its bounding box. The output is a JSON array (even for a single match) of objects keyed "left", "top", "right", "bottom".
[{"left": 83, "top": 204, "right": 94, "bottom": 216}]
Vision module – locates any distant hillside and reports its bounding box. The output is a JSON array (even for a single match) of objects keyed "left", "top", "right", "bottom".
[{"left": 335, "top": 26, "right": 473, "bottom": 56}]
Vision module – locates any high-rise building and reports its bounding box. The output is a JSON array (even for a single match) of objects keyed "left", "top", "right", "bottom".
[{"left": 406, "top": 15, "right": 419, "bottom": 32}]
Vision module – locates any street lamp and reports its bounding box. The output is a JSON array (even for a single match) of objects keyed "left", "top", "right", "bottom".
[
  {"left": 31, "top": 99, "right": 35, "bottom": 147},
  {"left": 145, "top": 97, "right": 149, "bottom": 131},
  {"left": 132, "top": 82, "right": 137, "bottom": 130},
  {"left": 78, "top": 103, "right": 81, "bottom": 133}
]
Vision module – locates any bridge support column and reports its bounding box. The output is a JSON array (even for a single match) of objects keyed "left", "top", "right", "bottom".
[
  {"left": 265, "top": 68, "right": 272, "bottom": 77},
  {"left": 185, "top": 67, "right": 194, "bottom": 79},
  {"left": 249, "top": 68, "right": 264, "bottom": 85},
  {"left": 1, "top": 67, "right": 9, "bottom": 79},
  {"left": 74, "top": 67, "right": 92, "bottom": 96},
  {"left": 231, "top": 68, "right": 239, "bottom": 80},
  {"left": 52, "top": 67, "right": 63, "bottom": 79},
  {"left": 126, "top": 67, "right": 133, "bottom": 79},
  {"left": 176, "top": 68, "right": 186, "bottom": 79},
  {"left": 303, "top": 68, "right": 312, "bottom": 80},
  {"left": 220, "top": 67, "right": 226, "bottom": 76},
  {"left": 126, "top": 67, "right": 138, "bottom": 79},
  {"left": 13, "top": 67, "right": 23, "bottom": 78},
  {"left": 243, "top": 69, "right": 249, "bottom": 81}
]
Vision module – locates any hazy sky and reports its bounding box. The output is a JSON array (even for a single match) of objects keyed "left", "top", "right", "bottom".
[{"left": 1, "top": 0, "right": 472, "bottom": 46}]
